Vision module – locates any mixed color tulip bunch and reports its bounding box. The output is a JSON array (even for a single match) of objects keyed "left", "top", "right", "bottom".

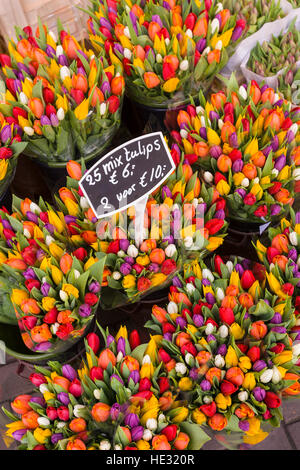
[
  {"left": 0, "top": 104, "right": 27, "bottom": 197},
  {"left": 222, "top": 0, "right": 285, "bottom": 36},
  {"left": 56, "top": 159, "right": 228, "bottom": 308},
  {"left": 0, "top": 19, "right": 124, "bottom": 164},
  {"left": 246, "top": 19, "right": 300, "bottom": 78},
  {"left": 145, "top": 255, "right": 300, "bottom": 447},
  {"left": 0, "top": 196, "right": 106, "bottom": 352},
  {"left": 256, "top": 210, "right": 300, "bottom": 310},
  {"left": 171, "top": 73, "right": 300, "bottom": 224},
  {"left": 86, "top": 0, "right": 246, "bottom": 108},
  {"left": 2, "top": 325, "right": 211, "bottom": 450}
]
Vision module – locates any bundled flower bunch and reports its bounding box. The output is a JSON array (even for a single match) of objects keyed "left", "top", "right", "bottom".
[
  {"left": 246, "top": 19, "right": 300, "bottom": 78},
  {"left": 171, "top": 73, "right": 300, "bottom": 224},
  {"left": 0, "top": 195, "right": 106, "bottom": 353},
  {"left": 55, "top": 159, "right": 228, "bottom": 308},
  {"left": 222, "top": 0, "right": 285, "bottom": 36},
  {"left": 0, "top": 94, "right": 27, "bottom": 197},
  {"left": 0, "top": 19, "right": 124, "bottom": 164},
  {"left": 287, "top": 0, "right": 300, "bottom": 7},
  {"left": 256, "top": 210, "right": 300, "bottom": 324},
  {"left": 86, "top": 0, "right": 246, "bottom": 108},
  {"left": 145, "top": 255, "right": 300, "bottom": 447},
  {"left": 278, "top": 65, "right": 300, "bottom": 104},
  {"left": 2, "top": 326, "right": 211, "bottom": 450}
]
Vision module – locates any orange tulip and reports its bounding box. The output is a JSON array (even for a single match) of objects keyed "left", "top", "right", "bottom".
[
  {"left": 177, "top": 110, "right": 191, "bottom": 127},
  {"left": 226, "top": 367, "right": 244, "bottom": 386},
  {"left": 250, "top": 83, "right": 261, "bottom": 105},
  {"left": 140, "top": 239, "right": 157, "bottom": 253},
  {"left": 111, "top": 76, "right": 125, "bottom": 96},
  {"left": 22, "top": 410, "right": 39, "bottom": 429},
  {"left": 133, "top": 44, "right": 146, "bottom": 60},
  {"left": 152, "top": 305, "right": 167, "bottom": 323},
  {"left": 239, "top": 293, "right": 254, "bottom": 309},
  {"left": 60, "top": 253, "right": 73, "bottom": 274},
  {"left": 66, "top": 160, "right": 82, "bottom": 180},
  {"left": 211, "top": 92, "right": 226, "bottom": 110},
  {"left": 251, "top": 151, "right": 265, "bottom": 168},
  {"left": 175, "top": 332, "right": 191, "bottom": 348},
  {"left": 282, "top": 373, "right": 300, "bottom": 396},
  {"left": 235, "top": 403, "right": 255, "bottom": 419},
  {"left": 33, "top": 120, "right": 43, "bottom": 135},
  {"left": 6, "top": 258, "right": 28, "bottom": 270},
  {"left": 271, "top": 233, "right": 289, "bottom": 253},
  {"left": 220, "top": 121, "right": 235, "bottom": 142},
  {"left": 225, "top": 285, "right": 239, "bottom": 297},
  {"left": 30, "top": 324, "right": 52, "bottom": 343},
  {"left": 194, "top": 141, "right": 209, "bottom": 157},
  {"left": 53, "top": 375, "right": 71, "bottom": 391},
  {"left": 63, "top": 36, "right": 80, "bottom": 60},
  {"left": 72, "top": 73, "right": 88, "bottom": 93},
  {"left": 57, "top": 310, "right": 75, "bottom": 324},
  {"left": 81, "top": 231, "right": 97, "bottom": 245},
  {"left": 196, "top": 350, "right": 211, "bottom": 365},
  {"left": 264, "top": 111, "right": 283, "bottom": 131},
  {"left": 20, "top": 198, "right": 32, "bottom": 216},
  {"left": 21, "top": 298, "right": 40, "bottom": 315},
  {"left": 98, "top": 349, "right": 116, "bottom": 369},
  {"left": 17, "top": 39, "right": 33, "bottom": 58},
  {"left": 208, "top": 413, "right": 228, "bottom": 431},
  {"left": 249, "top": 320, "right": 268, "bottom": 339},
  {"left": 149, "top": 248, "right": 165, "bottom": 265},
  {"left": 148, "top": 22, "right": 161, "bottom": 41},
  {"left": 92, "top": 403, "right": 110, "bottom": 423},
  {"left": 121, "top": 355, "right": 140, "bottom": 373},
  {"left": 66, "top": 438, "right": 86, "bottom": 450},
  {"left": 131, "top": 4, "right": 144, "bottom": 17},
  {"left": 275, "top": 188, "right": 293, "bottom": 205},
  {"left": 217, "top": 154, "right": 232, "bottom": 172},
  {"left": 221, "top": 295, "right": 237, "bottom": 309},
  {"left": 11, "top": 395, "right": 32, "bottom": 415},
  {"left": 261, "top": 88, "right": 275, "bottom": 104},
  {"left": 165, "top": 359, "right": 176, "bottom": 372},
  {"left": 219, "top": 9, "right": 231, "bottom": 29},
  {"left": 272, "top": 255, "right": 289, "bottom": 271},
  {"left": 144, "top": 71, "right": 160, "bottom": 89},
  {"left": 152, "top": 434, "right": 171, "bottom": 450},
  {"left": 242, "top": 163, "right": 257, "bottom": 179},
  {"left": 206, "top": 367, "right": 222, "bottom": 384},
  {"left": 28, "top": 98, "right": 44, "bottom": 119},
  {"left": 170, "top": 292, "right": 192, "bottom": 307},
  {"left": 174, "top": 432, "right": 190, "bottom": 450},
  {"left": 207, "top": 49, "right": 221, "bottom": 64},
  {"left": 33, "top": 49, "right": 49, "bottom": 66},
  {"left": 89, "top": 87, "right": 104, "bottom": 107},
  {"left": 69, "top": 418, "right": 87, "bottom": 433},
  {"left": 193, "top": 16, "right": 207, "bottom": 37}
]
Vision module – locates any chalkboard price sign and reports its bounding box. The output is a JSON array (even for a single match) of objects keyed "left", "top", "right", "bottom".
[{"left": 79, "top": 132, "right": 176, "bottom": 219}]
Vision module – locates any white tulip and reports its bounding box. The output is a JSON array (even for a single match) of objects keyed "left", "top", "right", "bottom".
[
  {"left": 289, "top": 231, "right": 298, "bottom": 246},
  {"left": 216, "top": 288, "right": 225, "bottom": 301},
  {"left": 291, "top": 123, "right": 298, "bottom": 136},
  {"left": 201, "top": 116, "right": 211, "bottom": 127},
  {"left": 260, "top": 369, "right": 273, "bottom": 383},
  {"left": 226, "top": 261, "right": 234, "bottom": 274},
  {"left": 216, "top": 2, "right": 223, "bottom": 12},
  {"left": 211, "top": 18, "right": 220, "bottom": 34},
  {"left": 51, "top": 323, "right": 59, "bottom": 335},
  {"left": 167, "top": 301, "right": 178, "bottom": 314},
  {"left": 143, "top": 430, "right": 153, "bottom": 441},
  {"left": 74, "top": 405, "right": 86, "bottom": 418},
  {"left": 24, "top": 228, "right": 31, "bottom": 238},
  {"left": 80, "top": 197, "right": 90, "bottom": 210},
  {"left": 37, "top": 417, "right": 50, "bottom": 427},
  {"left": 56, "top": 422, "right": 66, "bottom": 429},
  {"left": 203, "top": 171, "right": 214, "bottom": 183},
  {"left": 238, "top": 391, "right": 248, "bottom": 402},
  {"left": 48, "top": 31, "right": 57, "bottom": 42},
  {"left": 203, "top": 395, "right": 213, "bottom": 404},
  {"left": 19, "top": 92, "right": 28, "bottom": 105},
  {"left": 100, "top": 103, "right": 107, "bottom": 116},
  {"left": 93, "top": 389, "right": 101, "bottom": 400},
  {"left": 46, "top": 235, "right": 54, "bottom": 246},
  {"left": 180, "top": 59, "right": 189, "bottom": 71},
  {"left": 112, "top": 271, "right": 122, "bottom": 280},
  {"left": 186, "top": 29, "right": 193, "bottom": 38},
  {"left": 39, "top": 384, "right": 49, "bottom": 394},
  {"left": 117, "top": 250, "right": 125, "bottom": 258},
  {"left": 156, "top": 53, "right": 163, "bottom": 63},
  {"left": 175, "top": 362, "right": 187, "bottom": 375},
  {"left": 73, "top": 269, "right": 80, "bottom": 279},
  {"left": 124, "top": 26, "right": 130, "bottom": 38},
  {"left": 184, "top": 236, "right": 194, "bottom": 249},
  {"left": 253, "top": 177, "right": 260, "bottom": 185},
  {"left": 218, "top": 118, "right": 224, "bottom": 129},
  {"left": 56, "top": 45, "right": 64, "bottom": 57},
  {"left": 205, "top": 323, "right": 215, "bottom": 335},
  {"left": 158, "top": 413, "right": 166, "bottom": 423},
  {"left": 59, "top": 290, "right": 68, "bottom": 302},
  {"left": 142, "top": 355, "right": 151, "bottom": 366},
  {"left": 202, "top": 47, "right": 211, "bottom": 56},
  {"left": 219, "top": 325, "right": 229, "bottom": 338},
  {"left": 180, "top": 129, "right": 188, "bottom": 139},
  {"left": 185, "top": 353, "right": 194, "bottom": 366},
  {"left": 272, "top": 168, "right": 279, "bottom": 177},
  {"left": 127, "top": 244, "right": 139, "bottom": 258},
  {"left": 100, "top": 440, "right": 111, "bottom": 450},
  {"left": 146, "top": 419, "right": 158, "bottom": 432},
  {"left": 293, "top": 169, "right": 300, "bottom": 181},
  {"left": 165, "top": 38, "right": 170, "bottom": 46},
  {"left": 238, "top": 86, "right": 248, "bottom": 100},
  {"left": 30, "top": 202, "right": 41, "bottom": 214},
  {"left": 114, "top": 444, "right": 122, "bottom": 450},
  {"left": 165, "top": 244, "right": 177, "bottom": 258},
  {"left": 274, "top": 93, "right": 279, "bottom": 103},
  {"left": 202, "top": 268, "right": 214, "bottom": 282},
  {"left": 186, "top": 283, "right": 196, "bottom": 294},
  {"left": 24, "top": 126, "right": 34, "bottom": 136},
  {"left": 124, "top": 48, "right": 132, "bottom": 60},
  {"left": 292, "top": 342, "right": 300, "bottom": 358},
  {"left": 116, "top": 351, "right": 123, "bottom": 362},
  {"left": 196, "top": 105, "right": 204, "bottom": 115},
  {"left": 272, "top": 366, "right": 282, "bottom": 384},
  {"left": 215, "top": 40, "right": 223, "bottom": 50},
  {"left": 60, "top": 66, "right": 71, "bottom": 81},
  {"left": 241, "top": 178, "right": 250, "bottom": 187},
  {"left": 269, "top": 263, "right": 275, "bottom": 271},
  {"left": 57, "top": 108, "right": 65, "bottom": 121},
  {"left": 215, "top": 354, "right": 225, "bottom": 368}
]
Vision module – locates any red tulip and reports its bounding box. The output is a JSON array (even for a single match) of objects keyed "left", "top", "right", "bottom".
[
  {"left": 200, "top": 401, "right": 217, "bottom": 417},
  {"left": 219, "top": 307, "right": 235, "bottom": 325},
  {"left": 129, "top": 330, "right": 141, "bottom": 350},
  {"left": 158, "top": 348, "right": 171, "bottom": 363},
  {"left": 214, "top": 255, "right": 225, "bottom": 276},
  {"left": 90, "top": 366, "right": 104, "bottom": 381},
  {"left": 162, "top": 424, "right": 178, "bottom": 441},
  {"left": 87, "top": 332, "right": 100, "bottom": 354},
  {"left": 264, "top": 391, "right": 281, "bottom": 408},
  {"left": 241, "top": 270, "right": 255, "bottom": 289},
  {"left": 44, "top": 307, "right": 58, "bottom": 324},
  {"left": 139, "top": 377, "right": 152, "bottom": 391},
  {"left": 107, "top": 95, "right": 120, "bottom": 113},
  {"left": 157, "top": 377, "right": 170, "bottom": 394},
  {"left": 247, "top": 346, "right": 260, "bottom": 363},
  {"left": 220, "top": 380, "right": 238, "bottom": 396},
  {"left": 205, "top": 219, "right": 224, "bottom": 235}
]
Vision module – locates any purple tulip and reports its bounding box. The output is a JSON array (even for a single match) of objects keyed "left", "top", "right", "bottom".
[
  {"left": 110, "top": 403, "right": 121, "bottom": 420},
  {"left": 120, "top": 263, "right": 132, "bottom": 276},
  {"left": 163, "top": 235, "right": 175, "bottom": 244},
  {"left": 296, "top": 212, "right": 300, "bottom": 224},
  {"left": 57, "top": 392, "right": 70, "bottom": 405},
  {"left": 209, "top": 145, "right": 222, "bottom": 159},
  {"left": 131, "top": 426, "right": 144, "bottom": 441},
  {"left": 51, "top": 433, "right": 64, "bottom": 445},
  {"left": 215, "top": 13, "right": 222, "bottom": 27},
  {"left": 193, "top": 314, "right": 204, "bottom": 327},
  {"left": 232, "top": 25, "right": 244, "bottom": 41},
  {"left": 100, "top": 17, "right": 112, "bottom": 30},
  {"left": 253, "top": 360, "right": 267, "bottom": 372},
  {"left": 202, "top": 278, "right": 211, "bottom": 286},
  {"left": 40, "top": 115, "right": 51, "bottom": 126},
  {"left": 41, "top": 282, "right": 51, "bottom": 296},
  {"left": 229, "top": 132, "right": 238, "bottom": 148},
  {"left": 274, "top": 154, "right": 286, "bottom": 171},
  {"left": 12, "top": 429, "right": 27, "bottom": 441},
  {"left": 111, "top": 374, "right": 124, "bottom": 385},
  {"left": 14, "top": 79, "right": 22, "bottom": 93},
  {"left": 124, "top": 413, "right": 140, "bottom": 428},
  {"left": 26, "top": 211, "right": 39, "bottom": 224},
  {"left": 200, "top": 379, "right": 211, "bottom": 391},
  {"left": 270, "top": 204, "right": 281, "bottom": 216},
  {"left": 117, "top": 337, "right": 126, "bottom": 355},
  {"left": 238, "top": 420, "right": 250, "bottom": 431},
  {"left": 271, "top": 135, "right": 279, "bottom": 152},
  {"left": 215, "top": 209, "right": 225, "bottom": 220},
  {"left": 34, "top": 342, "right": 52, "bottom": 352},
  {"left": 241, "top": 259, "right": 251, "bottom": 270},
  {"left": 65, "top": 215, "right": 77, "bottom": 224},
  {"left": 46, "top": 45, "right": 56, "bottom": 58},
  {"left": 89, "top": 281, "right": 101, "bottom": 293},
  {"left": 162, "top": 185, "right": 173, "bottom": 199},
  {"left": 128, "top": 370, "right": 140, "bottom": 384},
  {"left": 124, "top": 256, "right": 135, "bottom": 265},
  {"left": 30, "top": 396, "right": 46, "bottom": 407},
  {"left": 23, "top": 267, "right": 36, "bottom": 280},
  {"left": 106, "top": 335, "right": 115, "bottom": 347},
  {"left": 176, "top": 317, "right": 187, "bottom": 329},
  {"left": 286, "top": 130, "right": 295, "bottom": 143},
  {"left": 260, "top": 85, "right": 268, "bottom": 94},
  {"left": 271, "top": 312, "right": 282, "bottom": 324},
  {"left": 206, "top": 293, "right": 216, "bottom": 305},
  {"left": 264, "top": 299, "right": 270, "bottom": 305},
  {"left": 119, "top": 239, "right": 130, "bottom": 252},
  {"left": 62, "top": 364, "right": 77, "bottom": 381},
  {"left": 149, "top": 263, "right": 160, "bottom": 273},
  {"left": 232, "top": 159, "right": 244, "bottom": 173},
  {"left": 199, "top": 127, "right": 207, "bottom": 140},
  {"left": 113, "top": 43, "right": 124, "bottom": 56},
  {"left": 274, "top": 99, "right": 284, "bottom": 108},
  {"left": 196, "top": 38, "right": 206, "bottom": 53},
  {"left": 209, "top": 110, "right": 220, "bottom": 122},
  {"left": 189, "top": 367, "right": 199, "bottom": 380},
  {"left": 101, "top": 81, "right": 111, "bottom": 96},
  {"left": 272, "top": 326, "right": 286, "bottom": 334},
  {"left": 1, "top": 125, "right": 11, "bottom": 143},
  {"left": 252, "top": 387, "right": 266, "bottom": 402},
  {"left": 234, "top": 263, "right": 244, "bottom": 277},
  {"left": 77, "top": 66, "right": 86, "bottom": 76},
  {"left": 50, "top": 113, "right": 59, "bottom": 127},
  {"left": 207, "top": 334, "right": 216, "bottom": 342},
  {"left": 58, "top": 54, "right": 68, "bottom": 66},
  {"left": 262, "top": 145, "right": 272, "bottom": 157},
  {"left": 217, "top": 344, "right": 227, "bottom": 356},
  {"left": 164, "top": 333, "right": 173, "bottom": 341},
  {"left": 172, "top": 276, "right": 183, "bottom": 288},
  {"left": 79, "top": 303, "right": 92, "bottom": 317}
]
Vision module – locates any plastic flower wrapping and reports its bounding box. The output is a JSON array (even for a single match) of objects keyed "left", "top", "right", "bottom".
[
  {"left": 85, "top": 0, "right": 246, "bottom": 109},
  {"left": 221, "top": 0, "right": 285, "bottom": 36},
  {"left": 2, "top": 325, "right": 214, "bottom": 450},
  {"left": 0, "top": 19, "right": 124, "bottom": 165},
  {"left": 145, "top": 255, "right": 300, "bottom": 449},
  {"left": 54, "top": 159, "right": 228, "bottom": 309},
  {"left": 0, "top": 195, "right": 106, "bottom": 353},
  {"left": 170, "top": 73, "right": 300, "bottom": 225},
  {"left": 256, "top": 209, "right": 300, "bottom": 306}
]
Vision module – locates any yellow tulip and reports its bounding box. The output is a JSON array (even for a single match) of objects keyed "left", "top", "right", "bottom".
[
  {"left": 51, "top": 265, "right": 63, "bottom": 285},
  {"left": 216, "top": 180, "right": 230, "bottom": 195},
  {"left": 183, "top": 138, "right": 194, "bottom": 154},
  {"left": 163, "top": 78, "right": 180, "bottom": 93},
  {"left": 225, "top": 345, "right": 239, "bottom": 367},
  {"left": 250, "top": 184, "right": 263, "bottom": 200},
  {"left": 278, "top": 165, "right": 291, "bottom": 181},
  {"left": 244, "top": 138, "right": 258, "bottom": 157},
  {"left": 6, "top": 420, "right": 26, "bottom": 438},
  {"left": 192, "top": 408, "right": 207, "bottom": 425},
  {"left": 136, "top": 440, "right": 150, "bottom": 450},
  {"left": 74, "top": 99, "right": 89, "bottom": 121},
  {"left": 48, "top": 211, "right": 64, "bottom": 233},
  {"left": 233, "top": 172, "right": 245, "bottom": 186},
  {"left": 84, "top": 257, "right": 97, "bottom": 270},
  {"left": 11, "top": 289, "right": 28, "bottom": 306},
  {"left": 115, "top": 326, "right": 128, "bottom": 341},
  {"left": 238, "top": 356, "right": 252, "bottom": 372},
  {"left": 62, "top": 283, "right": 79, "bottom": 299},
  {"left": 206, "top": 236, "right": 224, "bottom": 251},
  {"left": 242, "top": 372, "right": 256, "bottom": 390},
  {"left": 64, "top": 199, "right": 79, "bottom": 217},
  {"left": 0, "top": 159, "right": 8, "bottom": 181},
  {"left": 42, "top": 297, "right": 56, "bottom": 311},
  {"left": 122, "top": 274, "right": 136, "bottom": 289},
  {"left": 243, "top": 431, "right": 269, "bottom": 445},
  {"left": 150, "top": 273, "right": 167, "bottom": 286},
  {"left": 229, "top": 270, "right": 240, "bottom": 287},
  {"left": 49, "top": 243, "right": 64, "bottom": 260},
  {"left": 273, "top": 350, "right": 293, "bottom": 366},
  {"left": 207, "top": 127, "right": 221, "bottom": 146},
  {"left": 140, "top": 362, "right": 154, "bottom": 379},
  {"left": 33, "top": 428, "right": 52, "bottom": 444},
  {"left": 178, "top": 377, "right": 193, "bottom": 391},
  {"left": 215, "top": 393, "right": 231, "bottom": 410},
  {"left": 256, "top": 240, "right": 267, "bottom": 262},
  {"left": 230, "top": 323, "right": 245, "bottom": 340}
]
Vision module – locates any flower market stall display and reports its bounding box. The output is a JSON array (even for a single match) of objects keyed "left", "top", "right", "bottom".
[
  {"left": 0, "top": 195, "right": 106, "bottom": 354},
  {"left": 2, "top": 325, "right": 213, "bottom": 450},
  {"left": 85, "top": 0, "right": 247, "bottom": 110},
  {"left": 145, "top": 255, "right": 300, "bottom": 448},
  {"left": 170, "top": 73, "right": 300, "bottom": 227},
  {"left": 0, "top": 18, "right": 124, "bottom": 166},
  {"left": 221, "top": 0, "right": 286, "bottom": 37},
  {"left": 54, "top": 159, "right": 228, "bottom": 309},
  {"left": 256, "top": 209, "right": 300, "bottom": 308}
]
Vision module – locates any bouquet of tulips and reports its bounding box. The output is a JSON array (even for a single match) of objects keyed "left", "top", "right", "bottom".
[
  {"left": 85, "top": 0, "right": 246, "bottom": 108},
  {"left": 0, "top": 93, "right": 27, "bottom": 198},
  {"left": 256, "top": 209, "right": 300, "bottom": 310},
  {"left": 0, "top": 195, "right": 106, "bottom": 353},
  {"left": 145, "top": 255, "right": 300, "bottom": 449},
  {"left": 287, "top": 0, "right": 300, "bottom": 7},
  {"left": 222, "top": 0, "right": 285, "bottom": 36},
  {"left": 0, "top": 19, "right": 124, "bottom": 164},
  {"left": 170, "top": 73, "right": 300, "bottom": 225},
  {"left": 278, "top": 65, "right": 300, "bottom": 104},
  {"left": 55, "top": 159, "right": 228, "bottom": 308},
  {"left": 2, "top": 325, "right": 213, "bottom": 450}
]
